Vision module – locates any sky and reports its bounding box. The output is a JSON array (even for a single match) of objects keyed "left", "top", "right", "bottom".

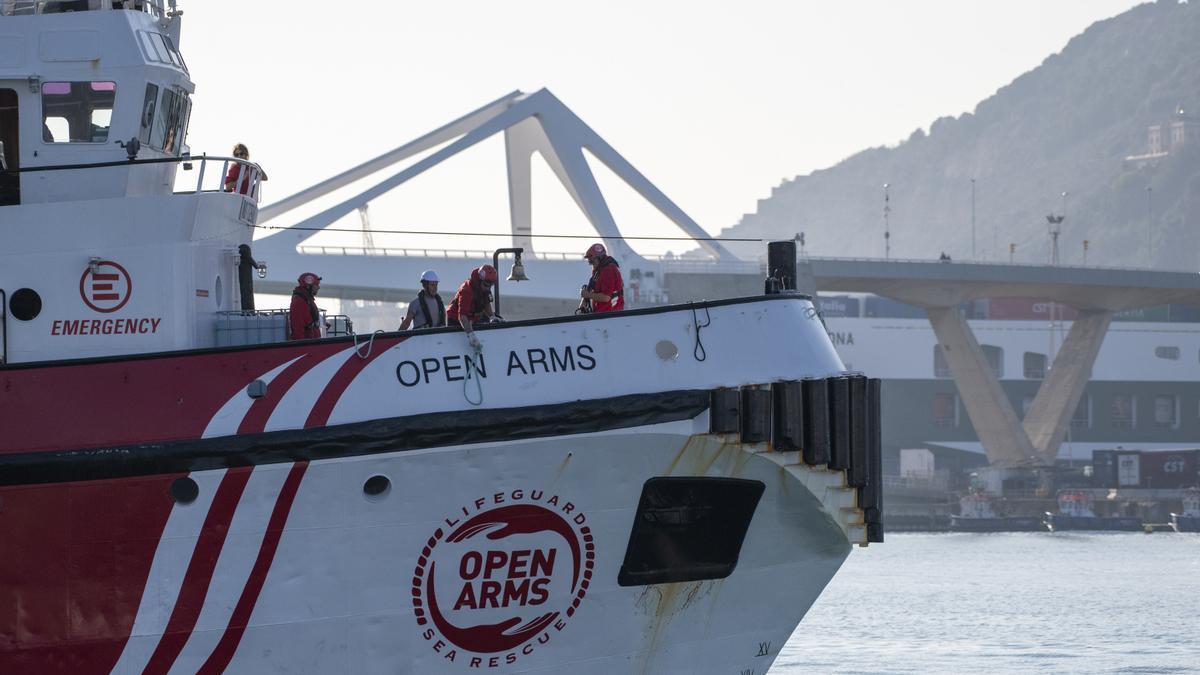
[{"left": 180, "top": 0, "right": 1147, "bottom": 258}]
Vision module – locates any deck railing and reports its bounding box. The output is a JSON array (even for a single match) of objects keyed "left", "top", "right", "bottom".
[
  {"left": 3, "top": 154, "right": 265, "bottom": 202},
  {"left": 2, "top": 1, "right": 167, "bottom": 17}
]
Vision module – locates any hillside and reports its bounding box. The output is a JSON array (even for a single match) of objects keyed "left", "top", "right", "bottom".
[{"left": 719, "top": 1, "right": 1200, "bottom": 270}]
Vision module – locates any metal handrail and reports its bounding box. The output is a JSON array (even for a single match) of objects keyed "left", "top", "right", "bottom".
[
  {"left": 3, "top": 154, "right": 264, "bottom": 201},
  {"left": 0, "top": 288, "right": 7, "bottom": 366},
  {"left": 2, "top": 1, "right": 167, "bottom": 17}
]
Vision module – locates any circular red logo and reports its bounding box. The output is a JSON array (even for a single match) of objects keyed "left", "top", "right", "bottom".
[
  {"left": 414, "top": 491, "right": 593, "bottom": 668},
  {"left": 79, "top": 260, "right": 132, "bottom": 313}
]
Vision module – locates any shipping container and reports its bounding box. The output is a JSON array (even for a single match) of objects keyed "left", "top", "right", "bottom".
[
  {"left": 1092, "top": 449, "right": 1118, "bottom": 488},
  {"left": 817, "top": 295, "right": 860, "bottom": 318},
  {"left": 1113, "top": 304, "right": 1171, "bottom": 322},
  {"left": 864, "top": 296, "right": 925, "bottom": 319},
  {"left": 986, "top": 297, "right": 1079, "bottom": 321},
  {"left": 1116, "top": 450, "right": 1142, "bottom": 487},
  {"left": 1139, "top": 449, "right": 1200, "bottom": 489}
]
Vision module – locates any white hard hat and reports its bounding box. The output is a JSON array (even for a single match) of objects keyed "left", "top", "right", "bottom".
[{"left": 420, "top": 270, "right": 438, "bottom": 283}]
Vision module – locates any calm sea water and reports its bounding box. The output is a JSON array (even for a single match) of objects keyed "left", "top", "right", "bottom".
[{"left": 777, "top": 533, "right": 1200, "bottom": 674}]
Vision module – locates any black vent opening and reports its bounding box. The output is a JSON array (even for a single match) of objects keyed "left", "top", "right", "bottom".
[{"left": 618, "top": 477, "right": 765, "bottom": 587}]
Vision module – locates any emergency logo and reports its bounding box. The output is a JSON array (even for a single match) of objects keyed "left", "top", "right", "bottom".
[
  {"left": 413, "top": 490, "right": 594, "bottom": 669},
  {"left": 79, "top": 260, "right": 132, "bottom": 313}
]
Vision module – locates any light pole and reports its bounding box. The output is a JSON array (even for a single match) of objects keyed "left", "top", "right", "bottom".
[
  {"left": 1146, "top": 185, "right": 1153, "bottom": 267},
  {"left": 491, "top": 247, "right": 528, "bottom": 318},
  {"left": 883, "top": 183, "right": 891, "bottom": 260},
  {"left": 971, "top": 178, "right": 977, "bottom": 260}
]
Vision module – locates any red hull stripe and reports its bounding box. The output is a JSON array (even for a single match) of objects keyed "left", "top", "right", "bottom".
[
  {"left": 197, "top": 461, "right": 309, "bottom": 674},
  {"left": 236, "top": 355, "right": 322, "bottom": 435},
  {"left": 305, "top": 337, "right": 403, "bottom": 429},
  {"left": 141, "top": 468, "right": 253, "bottom": 675}
]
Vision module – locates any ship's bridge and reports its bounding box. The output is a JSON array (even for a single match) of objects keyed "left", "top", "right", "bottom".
[
  {"left": 1, "top": 2, "right": 272, "bottom": 365},
  {"left": 0, "top": 0, "right": 192, "bottom": 205}
]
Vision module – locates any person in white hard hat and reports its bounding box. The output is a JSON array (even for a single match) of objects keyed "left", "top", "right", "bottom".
[{"left": 399, "top": 270, "right": 446, "bottom": 330}]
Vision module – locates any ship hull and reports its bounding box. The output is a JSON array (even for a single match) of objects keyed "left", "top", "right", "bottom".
[
  {"left": 0, "top": 419, "right": 857, "bottom": 674},
  {"left": 1169, "top": 515, "right": 1200, "bottom": 533},
  {"left": 948, "top": 515, "right": 1045, "bottom": 532},
  {"left": 0, "top": 296, "right": 878, "bottom": 673},
  {"left": 1043, "top": 514, "right": 1143, "bottom": 532}
]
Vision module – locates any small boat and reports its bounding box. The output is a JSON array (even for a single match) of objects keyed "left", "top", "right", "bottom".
[
  {"left": 1170, "top": 488, "right": 1200, "bottom": 533},
  {"left": 949, "top": 492, "right": 1044, "bottom": 532},
  {"left": 1044, "top": 490, "right": 1143, "bottom": 532}
]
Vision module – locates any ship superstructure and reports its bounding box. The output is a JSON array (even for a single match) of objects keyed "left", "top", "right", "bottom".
[{"left": 0, "top": 4, "right": 881, "bottom": 673}]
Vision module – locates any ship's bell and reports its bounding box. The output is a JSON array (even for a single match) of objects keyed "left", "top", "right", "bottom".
[{"left": 507, "top": 254, "right": 529, "bottom": 282}]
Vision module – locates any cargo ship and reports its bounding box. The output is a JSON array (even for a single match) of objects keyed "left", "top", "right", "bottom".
[
  {"left": 819, "top": 294, "right": 1200, "bottom": 481},
  {"left": 0, "top": 3, "right": 882, "bottom": 673}
]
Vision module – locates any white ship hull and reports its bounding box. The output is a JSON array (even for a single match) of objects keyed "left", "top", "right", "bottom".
[{"left": 102, "top": 421, "right": 856, "bottom": 674}]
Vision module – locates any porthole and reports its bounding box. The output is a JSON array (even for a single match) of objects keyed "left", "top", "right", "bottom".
[
  {"left": 9, "top": 288, "right": 42, "bottom": 321},
  {"left": 214, "top": 276, "right": 223, "bottom": 308},
  {"left": 170, "top": 476, "right": 199, "bottom": 505},
  {"left": 363, "top": 474, "right": 391, "bottom": 500}
]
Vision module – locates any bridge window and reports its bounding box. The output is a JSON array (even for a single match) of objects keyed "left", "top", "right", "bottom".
[
  {"left": 137, "top": 31, "right": 188, "bottom": 73},
  {"left": 41, "top": 81, "right": 115, "bottom": 143},
  {"left": 151, "top": 88, "right": 190, "bottom": 155},
  {"left": 933, "top": 345, "right": 951, "bottom": 378},
  {"left": 138, "top": 84, "right": 158, "bottom": 145},
  {"left": 1110, "top": 394, "right": 1136, "bottom": 429},
  {"left": 1024, "top": 352, "right": 1047, "bottom": 379},
  {"left": 1155, "top": 346, "right": 1180, "bottom": 360},
  {"left": 931, "top": 392, "right": 959, "bottom": 428},
  {"left": 1154, "top": 395, "right": 1179, "bottom": 429}
]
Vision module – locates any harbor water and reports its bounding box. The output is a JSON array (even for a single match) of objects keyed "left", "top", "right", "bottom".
[{"left": 778, "top": 533, "right": 1200, "bottom": 674}]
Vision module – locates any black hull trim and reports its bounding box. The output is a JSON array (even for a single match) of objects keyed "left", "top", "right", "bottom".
[{"left": 1, "top": 390, "right": 711, "bottom": 487}]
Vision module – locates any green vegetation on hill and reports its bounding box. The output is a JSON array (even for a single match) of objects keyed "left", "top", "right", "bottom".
[{"left": 720, "top": 0, "right": 1200, "bottom": 270}]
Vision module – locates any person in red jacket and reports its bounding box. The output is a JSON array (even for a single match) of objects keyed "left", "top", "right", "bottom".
[
  {"left": 289, "top": 272, "right": 323, "bottom": 340},
  {"left": 580, "top": 243, "right": 624, "bottom": 313},
  {"left": 447, "top": 265, "right": 497, "bottom": 349}
]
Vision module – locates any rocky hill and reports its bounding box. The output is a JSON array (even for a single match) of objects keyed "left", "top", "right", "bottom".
[{"left": 719, "top": 0, "right": 1200, "bottom": 270}]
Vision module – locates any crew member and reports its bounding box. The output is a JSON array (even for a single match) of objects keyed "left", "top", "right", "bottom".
[
  {"left": 399, "top": 270, "right": 446, "bottom": 330},
  {"left": 580, "top": 243, "right": 624, "bottom": 313},
  {"left": 289, "top": 272, "right": 322, "bottom": 340},
  {"left": 224, "top": 143, "right": 268, "bottom": 196},
  {"left": 447, "top": 265, "right": 497, "bottom": 349}
]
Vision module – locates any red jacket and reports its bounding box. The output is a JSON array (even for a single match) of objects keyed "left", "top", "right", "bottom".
[
  {"left": 289, "top": 286, "right": 321, "bottom": 340},
  {"left": 589, "top": 258, "right": 624, "bottom": 313},
  {"left": 447, "top": 270, "right": 490, "bottom": 324}
]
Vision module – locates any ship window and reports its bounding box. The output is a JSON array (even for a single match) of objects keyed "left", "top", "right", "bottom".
[
  {"left": 932, "top": 392, "right": 959, "bottom": 428},
  {"left": 1110, "top": 394, "right": 1136, "bottom": 429},
  {"left": 138, "top": 84, "right": 158, "bottom": 145},
  {"left": 41, "top": 81, "right": 116, "bottom": 144},
  {"left": 933, "top": 345, "right": 951, "bottom": 378},
  {"left": 980, "top": 344, "right": 1004, "bottom": 378},
  {"left": 1023, "top": 352, "right": 1047, "bottom": 379},
  {"left": 1154, "top": 395, "right": 1180, "bottom": 429},
  {"left": 1071, "top": 395, "right": 1092, "bottom": 429},
  {"left": 151, "top": 88, "right": 189, "bottom": 155},
  {"left": 1155, "top": 346, "right": 1180, "bottom": 360},
  {"left": 617, "top": 477, "right": 764, "bottom": 586}
]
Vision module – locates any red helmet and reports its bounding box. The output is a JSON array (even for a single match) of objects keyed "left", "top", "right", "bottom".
[
  {"left": 584, "top": 243, "right": 606, "bottom": 260},
  {"left": 298, "top": 272, "right": 321, "bottom": 286},
  {"left": 476, "top": 264, "right": 498, "bottom": 284}
]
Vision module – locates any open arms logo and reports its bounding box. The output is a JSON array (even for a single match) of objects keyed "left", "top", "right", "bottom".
[{"left": 414, "top": 490, "right": 594, "bottom": 669}]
